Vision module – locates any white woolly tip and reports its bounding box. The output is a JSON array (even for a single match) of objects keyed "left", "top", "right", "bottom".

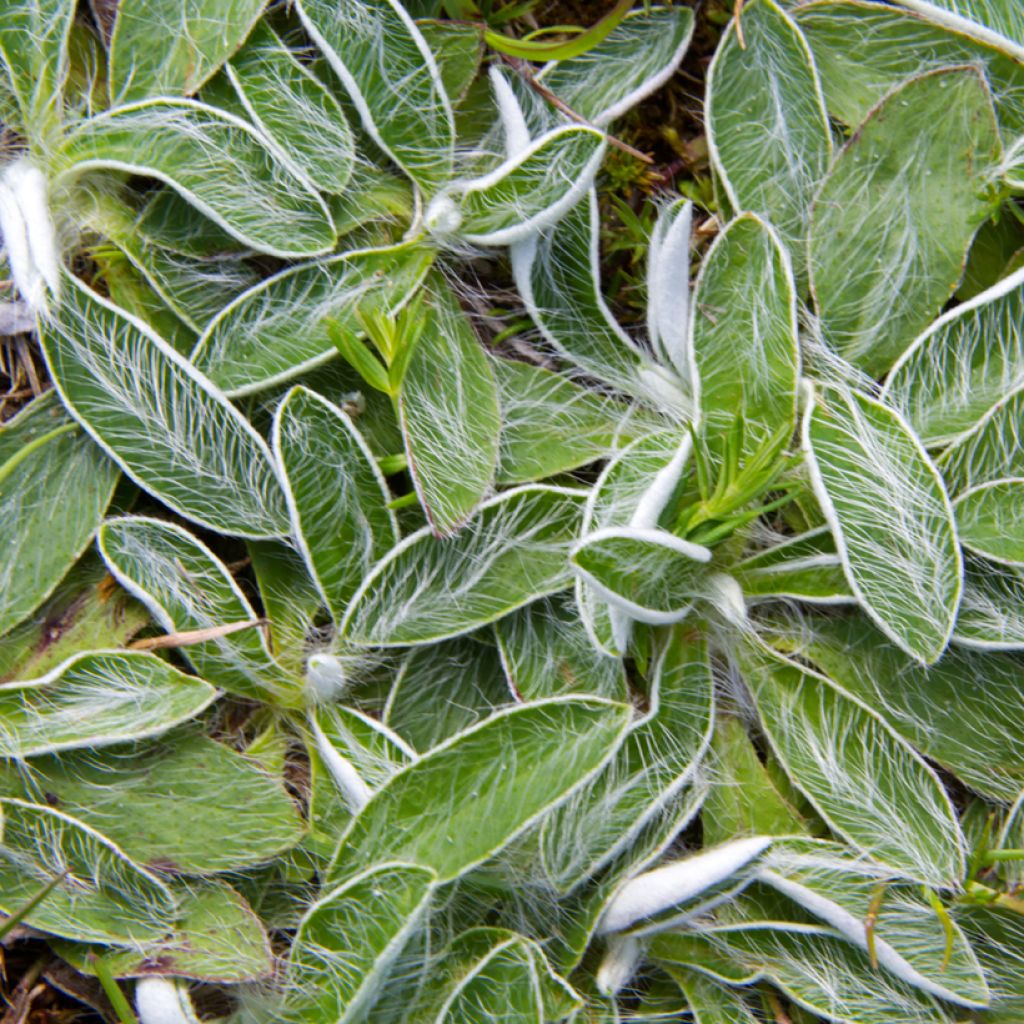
[
  {"left": 636, "top": 364, "right": 690, "bottom": 417},
  {"left": 305, "top": 653, "right": 348, "bottom": 701},
  {"left": 596, "top": 935, "right": 644, "bottom": 997},
  {"left": 490, "top": 66, "right": 532, "bottom": 158},
  {"left": 598, "top": 836, "right": 772, "bottom": 934},
  {"left": 0, "top": 159, "right": 60, "bottom": 315},
  {"left": 135, "top": 978, "right": 201, "bottom": 1024},
  {"left": 424, "top": 194, "right": 464, "bottom": 236},
  {"left": 707, "top": 572, "right": 747, "bottom": 626},
  {"left": 311, "top": 717, "right": 372, "bottom": 812}
]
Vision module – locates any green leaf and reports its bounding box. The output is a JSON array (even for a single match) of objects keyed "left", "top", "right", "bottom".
[
  {"left": 286, "top": 862, "right": 437, "bottom": 1024},
  {"left": 570, "top": 527, "right": 712, "bottom": 624},
  {"left": 224, "top": 22, "right": 355, "bottom": 196},
  {"left": 5, "top": 734, "right": 305, "bottom": 874},
  {"left": 707, "top": 0, "right": 832, "bottom": 263},
  {"left": 108, "top": 0, "right": 266, "bottom": 101},
  {"left": 343, "top": 485, "right": 585, "bottom": 646},
  {"left": 540, "top": 629, "right": 714, "bottom": 893},
  {"left": 416, "top": 20, "right": 484, "bottom": 106},
  {"left": 803, "top": 385, "right": 962, "bottom": 665},
  {"left": 732, "top": 526, "right": 855, "bottom": 606},
  {"left": 98, "top": 516, "right": 300, "bottom": 705},
  {"left": 494, "top": 592, "right": 627, "bottom": 701},
  {"left": 787, "top": 608, "right": 1024, "bottom": 802},
  {"left": 330, "top": 696, "right": 631, "bottom": 883},
  {"left": 481, "top": 0, "right": 634, "bottom": 61},
  {"left": 274, "top": 386, "right": 398, "bottom": 622},
  {"left": 493, "top": 357, "right": 652, "bottom": 484},
  {"left": 957, "top": 906, "right": 1024, "bottom": 1023},
  {"left": 0, "top": 0, "right": 74, "bottom": 129},
  {"left": 52, "top": 880, "right": 272, "bottom": 983},
  {"left": 58, "top": 99, "right": 335, "bottom": 259},
  {"left": 535, "top": 5, "right": 695, "bottom": 127},
  {"left": 42, "top": 274, "right": 289, "bottom": 539},
  {"left": 953, "top": 478, "right": 1024, "bottom": 564},
  {"left": 939, "top": 383, "right": 1024, "bottom": 492},
  {"left": 808, "top": 66, "right": 1002, "bottom": 376},
  {"left": 312, "top": 705, "right": 414, "bottom": 791},
  {"left": 952, "top": 556, "right": 1024, "bottom": 649},
  {"left": 135, "top": 187, "right": 248, "bottom": 261},
  {"left": 0, "top": 396, "right": 119, "bottom": 637},
  {"left": 428, "top": 126, "right": 606, "bottom": 246},
  {"left": 691, "top": 213, "right": 799, "bottom": 465},
  {"left": 890, "top": 0, "right": 1024, "bottom": 50},
  {"left": 736, "top": 644, "right": 965, "bottom": 887},
  {"left": 0, "top": 798, "right": 177, "bottom": 944},
  {"left": 296, "top": 0, "right": 454, "bottom": 195},
  {"left": 399, "top": 288, "right": 500, "bottom": 535},
  {"left": 0, "top": 651, "right": 216, "bottom": 757},
  {"left": 883, "top": 265, "right": 1024, "bottom": 449},
  {"left": 191, "top": 243, "right": 433, "bottom": 397}
]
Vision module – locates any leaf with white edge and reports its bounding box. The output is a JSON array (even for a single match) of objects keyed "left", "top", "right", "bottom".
[
  {"left": 135, "top": 187, "right": 248, "bottom": 261},
  {"left": 287, "top": 863, "right": 437, "bottom": 1024},
  {"left": 399, "top": 287, "right": 500, "bottom": 535},
  {"left": 883, "top": 264, "right": 1024, "bottom": 447},
  {"left": 668, "top": 970, "right": 758, "bottom": 1024},
  {"left": 654, "top": 928, "right": 953, "bottom": 1024},
  {"left": 410, "top": 928, "right": 581, "bottom": 1024},
  {"left": 494, "top": 592, "right": 627, "bottom": 702},
  {"left": 803, "top": 385, "right": 962, "bottom": 665},
  {"left": 384, "top": 638, "right": 512, "bottom": 752},
  {"left": 794, "top": 1, "right": 1024, "bottom": 136},
  {"left": 809, "top": 66, "right": 1002, "bottom": 377},
  {"left": 890, "top": 0, "right": 1024, "bottom": 48},
  {"left": 191, "top": 243, "right": 432, "bottom": 397},
  {"left": 707, "top": 0, "right": 831, "bottom": 263},
  {"left": 540, "top": 628, "right": 714, "bottom": 893},
  {"left": 312, "top": 705, "right": 413, "bottom": 794},
  {"left": 416, "top": 20, "right": 484, "bottom": 107},
  {"left": 570, "top": 527, "right": 712, "bottom": 625},
  {"left": 733, "top": 526, "right": 855, "bottom": 605},
  {"left": 98, "top": 517, "right": 300, "bottom": 706},
  {"left": 343, "top": 486, "right": 585, "bottom": 646},
  {"left": 0, "top": 399, "right": 119, "bottom": 637},
  {"left": 52, "top": 879, "right": 272, "bottom": 982},
  {"left": 939, "top": 384, "right": 1024, "bottom": 492},
  {"left": 736, "top": 644, "right": 965, "bottom": 887},
  {"left": 295, "top": 0, "right": 454, "bottom": 195},
  {"left": 0, "top": 799, "right": 177, "bottom": 944},
  {"left": 512, "top": 191, "right": 655, "bottom": 402},
  {"left": 756, "top": 840, "right": 988, "bottom": 1007},
  {"left": 0, "top": 0, "right": 74, "bottom": 127},
  {"left": 428, "top": 126, "right": 606, "bottom": 247},
  {"left": 646, "top": 199, "right": 693, "bottom": 380},
  {"left": 41, "top": 274, "right": 288, "bottom": 538},
  {"left": 953, "top": 556, "right": 1024, "bottom": 650},
  {"left": 953, "top": 478, "right": 1024, "bottom": 564},
  {"left": 536, "top": 5, "right": 695, "bottom": 127},
  {"left": 5, "top": 735, "right": 305, "bottom": 874},
  {"left": 274, "top": 387, "right": 397, "bottom": 623},
  {"left": 789, "top": 608, "right": 1024, "bottom": 802},
  {"left": 493, "top": 357, "right": 653, "bottom": 485},
  {"left": 108, "top": 0, "right": 265, "bottom": 102},
  {"left": 330, "top": 696, "right": 632, "bottom": 883},
  {"left": 598, "top": 836, "right": 773, "bottom": 935},
  {"left": 957, "top": 906, "right": 1024, "bottom": 1023},
  {"left": 690, "top": 214, "right": 799, "bottom": 464},
  {"left": 58, "top": 100, "right": 335, "bottom": 259},
  {"left": 0, "top": 652, "right": 216, "bottom": 758},
  {"left": 224, "top": 22, "right": 355, "bottom": 195}
]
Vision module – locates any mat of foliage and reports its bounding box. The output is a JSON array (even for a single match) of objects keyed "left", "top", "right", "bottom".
[{"left": 2, "top": 0, "right": 1024, "bottom": 1021}]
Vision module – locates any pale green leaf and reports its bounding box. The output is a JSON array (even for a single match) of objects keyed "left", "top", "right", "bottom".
[
  {"left": 0, "top": 798, "right": 177, "bottom": 944},
  {"left": 330, "top": 696, "right": 631, "bottom": 883},
  {"left": 733, "top": 527, "right": 855, "bottom": 606},
  {"left": 343, "top": 486, "right": 585, "bottom": 646},
  {"left": 0, "top": 651, "right": 216, "bottom": 757},
  {"left": 108, "top": 0, "right": 266, "bottom": 102},
  {"left": 737, "top": 644, "right": 964, "bottom": 887},
  {"left": 953, "top": 478, "right": 1024, "bottom": 564},
  {"left": 707, "top": 0, "right": 832, "bottom": 262},
  {"left": 956, "top": 906, "right": 1024, "bottom": 1023},
  {"left": 98, "top": 516, "right": 300, "bottom": 705},
  {"left": 296, "top": 0, "right": 454, "bottom": 195},
  {"left": 135, "top": 187, "right": 248, "bottom": 261},
  {"left": 953, "top": 556, "right": 1024, "bottom": 649},
  {"left": 312, "top": 705, "right": 413, "bottom": 791},
  {"left": 890, "top": 0, "right": 1024, "bottom": 49},
  {"left": 274, "top": 386, "right": 397, "bottom": 622},
  {"left": 416, "top": 20, "right": 484, "bottom": 106},
  {"left": 399, "top": 287, "right": 500, "bottom": 535},
  {"left": 58, "top": 99, "right": 335, "bottom": 259},
  {"left": 939, "top": 383, "right": 1024, "bottom": 492},
  {"left": 191, "top": 243, "right": 432, "bottom": 397},
  {"left": 42, "top": 273, "right": 289, "bottom": 538},
  {"left": 0, "top": 0, "right": 74, "bottom": 129},
  {"left": 668, "top": 969, "right": 758, "bottom": 1024},
  {"left": 809, "top": 66, "right": 1002, "bottom": 376},
  {"left": 803, "top": 385, "right": 962, "bottom": 664}
]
